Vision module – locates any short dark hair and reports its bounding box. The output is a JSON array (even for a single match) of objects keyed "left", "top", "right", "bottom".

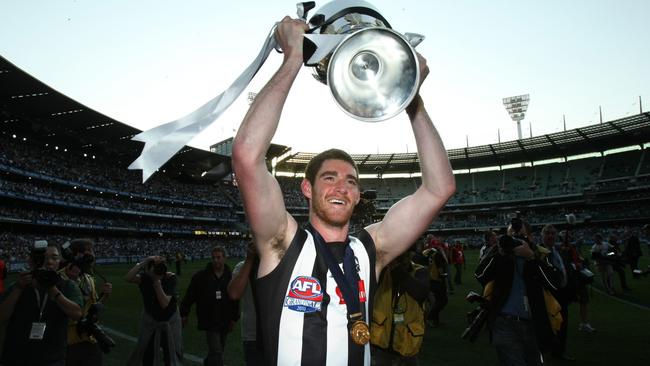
[
  {"left": 304, "top": 148, "right": 359, "bottom": 185},
  {"left": 212, "top": 246, "right": 226, "bottom": 257},
  {"left": 484, "top": 230, "right": 495, "bottom": 242},
  {"left": 541, "top": 224, "right": 556, "bottom": 236},
  {"left": 69, "top": 239, "right": 94, "bottom": 256}
]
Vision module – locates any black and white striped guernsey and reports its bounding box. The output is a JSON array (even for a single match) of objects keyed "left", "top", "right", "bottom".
[{"left": 254, "top": 226, "right": 377, "bottom": 366}]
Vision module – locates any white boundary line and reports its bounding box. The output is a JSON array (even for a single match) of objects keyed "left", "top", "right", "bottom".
[
  {"left": 591, "top": 286, "right": 650, "bottom": 311},
  {"left": 103, "top": 326, "right": 204, "bottom": 364}
]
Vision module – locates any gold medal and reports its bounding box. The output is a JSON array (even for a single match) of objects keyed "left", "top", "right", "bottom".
[{"left": 350, "top": 320, "right": 370, "bottom": 345}]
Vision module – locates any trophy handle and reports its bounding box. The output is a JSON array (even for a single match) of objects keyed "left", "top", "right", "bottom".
[{"left": 297, "top": 2, "right": 316, "bottom": 20}]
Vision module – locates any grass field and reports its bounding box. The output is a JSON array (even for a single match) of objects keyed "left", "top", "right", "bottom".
[{"left": 2, "top": 250, "right": 649, "bottom": 365}]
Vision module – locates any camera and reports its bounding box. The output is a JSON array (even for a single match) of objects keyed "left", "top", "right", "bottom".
[
  {"left": 32, "top": 268, "right": 62, "bottom": 288},
  {"left": 594, "top": 251, "right": 626, "bottom": 269},
  {"left": 498, "top": 235, "right": 525, "bottom": 254},
  {"left": 76, "top": 303, "right": 116, "bottom": 353},
  {"left": 506, "top": 212, "right": 522, "bottom": 232},
  {"left": 31, "top": 240, "right": 49, "bottom": 268},
  {"left": 61, "top": 241, "right": 96, "bottom": 274},
  {"left": 31, "top": 240, "right": 61, "bottom": 288},
  {"left": 153, "top": 261, "right": 167, "bottom": 276},
  {"left": 461, "top": 291, "right": 490, "bottom": 342},
  {"left": 633, "top": 266, "right": 650, "bottom": 279}
]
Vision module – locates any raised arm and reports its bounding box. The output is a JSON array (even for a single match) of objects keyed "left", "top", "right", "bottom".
[
  {"left": 124, "top": 256, "right": 156, "bottom": 284},
  {"left": 228, "top": 245, "right": 256, "bottom": 300},
  {"left": 366, "top": 55, "right": 456, "bottom": 273},
  {"left": 232, "top": 17, "right": 307, "bottom": 277}
]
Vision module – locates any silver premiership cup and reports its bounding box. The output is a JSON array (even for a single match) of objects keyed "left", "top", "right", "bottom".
[{"left": 302, "top": 0, "right": 423, "bottom": 122}]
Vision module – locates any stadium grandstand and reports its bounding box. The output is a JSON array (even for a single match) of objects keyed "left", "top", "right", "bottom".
[{"left": 2, "top": 54, "right": 650, "bottom": 265}]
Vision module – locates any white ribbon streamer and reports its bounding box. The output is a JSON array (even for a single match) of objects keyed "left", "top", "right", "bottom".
[
  {"left": 128, "top": 23, "right": 354, "bottom": 183},
  {"left": 128, "top": 25, "right": 278, "bottom": 183}
]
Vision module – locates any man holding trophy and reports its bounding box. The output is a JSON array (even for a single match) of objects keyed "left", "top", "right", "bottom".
[{"left": 232, "top": 2, "right": 456, "bottom": 364}]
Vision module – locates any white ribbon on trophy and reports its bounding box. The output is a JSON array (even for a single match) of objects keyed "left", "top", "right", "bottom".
[
  {"left": 128, "top": 24, "right": 279, "bottom": 183},
  {"left": 129, "top": 0, "right": 422, "bottom": 183}
]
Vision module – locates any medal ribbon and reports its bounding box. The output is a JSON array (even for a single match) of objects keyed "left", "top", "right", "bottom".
[{"left": 306, "top": 224, "right": 363, "bottom": 321}]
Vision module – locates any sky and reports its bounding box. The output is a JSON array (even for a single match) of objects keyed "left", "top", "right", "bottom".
[{"left": 1, "top": 0, "right": 649, "bottom": 156}]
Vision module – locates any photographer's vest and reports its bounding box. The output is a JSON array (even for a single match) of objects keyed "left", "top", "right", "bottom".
[
  {"left": 370, "top": 263, "right": 425, "bottom": 357},
  {"left": 59, "top": 269, "right": 99, "bottom": 344}
]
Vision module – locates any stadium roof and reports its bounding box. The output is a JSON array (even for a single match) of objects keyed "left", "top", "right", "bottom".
[
  {"left": 2, "top": 54, "right": 649, "bottom": 178},
  {"left": 275, "top": 112, "right": 650, "bottom": 175},
  {"left": 0, "top": 55, "right": 288, "bottom": 180}
]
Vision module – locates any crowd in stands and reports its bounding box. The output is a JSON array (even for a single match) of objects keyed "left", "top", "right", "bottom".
[
  {"left": 2, "top": 133, "right": 650, "bottom": 268},
  {"left": 0, "top": 176, "right": 236, "bottom": 220},
  {"left": 5, "top": 133, "right": 650, "bottom": 232},
  {"left": 0, "top": 232, "right": 248, "bottom": 264},
  {"left": 0, "top": 206, "right": 232, "bottom": 234},
  {"left": 0, "top": 135, "right": 235, "bottom": 206}
]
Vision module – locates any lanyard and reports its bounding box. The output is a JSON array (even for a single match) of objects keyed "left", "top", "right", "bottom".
[
  {"left": 306, "top": 224, "right": 363, "bottom": 321},
  {"left": 33, "top": 289, "right": 49, "bottom": 321}
]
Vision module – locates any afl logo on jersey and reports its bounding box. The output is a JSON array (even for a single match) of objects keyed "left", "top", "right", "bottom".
[{"left": 284, "top": 276, "right": 323, "bottom": 313}]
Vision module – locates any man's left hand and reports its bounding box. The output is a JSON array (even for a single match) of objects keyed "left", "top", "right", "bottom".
[{"left": 101, "top": 282, "right": 113, "bottom": 295}]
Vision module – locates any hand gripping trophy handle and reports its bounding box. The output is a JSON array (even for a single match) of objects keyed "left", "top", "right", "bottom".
[{"left": 298, "top": 0, "right": 424, "bottom": 122}]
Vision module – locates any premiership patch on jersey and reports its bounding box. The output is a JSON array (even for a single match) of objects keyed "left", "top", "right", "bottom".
[{"left": 284, "top": 276, "right": 323, "bottom": 313}]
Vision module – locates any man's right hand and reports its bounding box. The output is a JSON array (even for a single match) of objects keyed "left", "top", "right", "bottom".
[
  {"left": 275, "top": 16, "right": 308, "bottom": 61},
  {"left": 16, "top": 271, "right": 33, "bottom": 290}
]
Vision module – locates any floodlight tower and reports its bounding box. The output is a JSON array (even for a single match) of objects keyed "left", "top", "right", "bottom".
[{"left": 503, "top": 94, "right": 530, "bottom": 140}]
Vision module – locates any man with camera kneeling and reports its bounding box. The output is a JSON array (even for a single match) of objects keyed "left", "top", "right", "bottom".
[
  {"left": 59, "top": 239, "right": 114, "bottom": 366},
  {"left": 0, "top": 240, "right": 82, "bottom": 366}
]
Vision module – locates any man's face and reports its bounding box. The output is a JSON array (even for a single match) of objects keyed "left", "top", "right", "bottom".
[
  {"left": 488, "top": 232, "right": 498, "bottom": 246},
  {"left": 67, "top": 263, "right": 81, "bottom": 279},
  {"left": 302, "top": 159, "right": 360, "bottom": 228},
  {"left": 43, "top": 247, "right": 61, "bottom": 271},
  {"left": 543, "top": 229, "right": 557, "bottom": 248},
  {"left": 212, "top": 251, "right": 225, "bottom": 271}
]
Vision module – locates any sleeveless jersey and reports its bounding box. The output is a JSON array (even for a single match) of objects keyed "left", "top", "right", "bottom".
[{"left": 254, "top": 227, "right": 377, "bottom": 366}]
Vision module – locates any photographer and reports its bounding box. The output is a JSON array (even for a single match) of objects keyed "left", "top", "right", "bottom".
[
  {"left": 58, "top": 239, "right": 113, "bottom": 366},
  {"left": 474, "top": 219, "right": 563, "bottom": 366},
  {"left": 227, "top": 243, "right": 260, "bottom": 366},
  {"left": 370, "top": 251, "right": 429, "bottom": 365},
  {"left": 125, "top": 256, "right": 182, "bottom": 366},
  {"left": 541, "top": 225, "right": 574, "bottom": 361},
  {"left": 623, "top": 232, "right": 642, "bottom": 272},
  {"left": 0, "top": 240, "right": 82, "bottom": 366},
  {"left": 558, "top": 231, "right": 596, "bottom": 333},
  {"left": 608, "top": 235, "right": 631, "bottom": 292},
  {"left": 590, "top": 234, "right": 616, "bottom": 295},
  {"left": 180, "top": 246, "right": 239, "bottom": 366},
  {"left": 422, "top": 246, "right": 448, "bottom": 328}
]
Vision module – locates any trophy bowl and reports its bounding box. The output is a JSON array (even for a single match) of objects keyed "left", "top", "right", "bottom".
[{"left": 306, "top": 1, "right": 421, "bottom": 122}]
